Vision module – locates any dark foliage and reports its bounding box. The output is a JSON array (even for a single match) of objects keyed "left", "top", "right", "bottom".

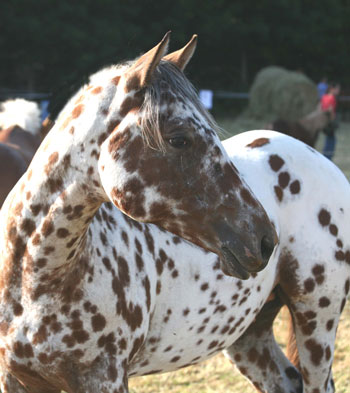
[{"left": 1, "top": 0, "right": 350, "bottom": 117}]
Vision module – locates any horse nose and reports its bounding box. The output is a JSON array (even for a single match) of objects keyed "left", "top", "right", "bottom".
[
  {"left": 260, "top": 234, "right": 276, "bottom": 268},
  {"left": 212, "top": 218, "right": 277, "bottom": 279}
]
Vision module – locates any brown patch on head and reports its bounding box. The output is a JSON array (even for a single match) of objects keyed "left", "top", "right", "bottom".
[
  {"left": 246, "top": 137, "right": 270, "bottom": 148},
  {"left": 125, "top": 75, "right": 141, "bottom": 92},
  {"left": 240, "top": 188, "right": 258, "bottom": 207},
  {"left": 56, "top": 228, "right": 70, "bottom": 238},
  {"left": 119, "top": 92, "right": 144, "bottom": 117}
]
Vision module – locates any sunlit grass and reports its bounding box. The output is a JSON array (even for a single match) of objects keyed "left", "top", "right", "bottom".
[{"left": 129, "top": 302, "right": 350, "bottom": 393}]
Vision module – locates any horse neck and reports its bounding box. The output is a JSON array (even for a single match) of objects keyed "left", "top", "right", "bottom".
[
  {"left": 0, "top": 87, "right": 120, "bottom": 279},
  {"left": 10, "top": 127, "right": 41, "bottom": 153},
  {"left": 1, "top": 150, "right": 99, "bottom": 282},
  {"left": 299, "top": 108, "right": 328, "bottom": 132}
]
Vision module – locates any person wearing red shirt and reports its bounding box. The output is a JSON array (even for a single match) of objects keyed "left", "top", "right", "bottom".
[{"left": 322, "top": 83, "right": 340, "bottom": 160}]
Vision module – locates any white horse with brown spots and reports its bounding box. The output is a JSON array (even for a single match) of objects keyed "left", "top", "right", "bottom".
[
  {"left": 223, "top": 131, "right": 350, "bottom": 393},
  {"left": 0, "top": 34, "right": 276, "bottom": 393},
  {"left": 127, "top": 129, "right": 350, "bottom": 393},
  {"left": 1, "top": 34, "right": 348, "bottom": 393}
]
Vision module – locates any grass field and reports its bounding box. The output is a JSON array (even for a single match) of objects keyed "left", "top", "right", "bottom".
[{"left": 129, "top": 121, "right": 350, "bottom": 393}]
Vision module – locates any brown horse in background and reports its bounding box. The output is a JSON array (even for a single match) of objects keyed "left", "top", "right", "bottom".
[
  {"left": 0, "top": 142, "right": 28, "bottom": 207},
  {"left": 0, "top": 125, "right": 41, "bottom": 165},
  {"left": 269, "top": 106, "right": 330, "bottom": 147},
  {"left": 0, "top": 99, "right": 54, "bottom": 207}
]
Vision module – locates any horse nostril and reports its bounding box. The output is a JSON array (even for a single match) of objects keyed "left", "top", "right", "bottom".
[{"left": 261, "top": 235, "right": 275, "bottom": 263}]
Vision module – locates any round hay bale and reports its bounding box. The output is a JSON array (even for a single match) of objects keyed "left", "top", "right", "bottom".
[{"left": 246, "top": 66, "right": 319, "bottom": 122}]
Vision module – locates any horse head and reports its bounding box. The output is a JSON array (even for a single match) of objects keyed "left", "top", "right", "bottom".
[{"left": 96, "top": 33, "right": 277, "bottom": 279}]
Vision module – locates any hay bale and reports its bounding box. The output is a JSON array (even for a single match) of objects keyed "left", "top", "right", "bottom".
[
  {"left": 227, "top": 66, "right": 320, "bottom": 136},
  {"left": 246, "top": 66, "right": 319, "bottom": 122}
]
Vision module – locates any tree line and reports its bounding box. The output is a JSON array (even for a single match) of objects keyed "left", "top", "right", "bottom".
[{"left": 1, "top": 0, "right": 349, "bottom": 116}]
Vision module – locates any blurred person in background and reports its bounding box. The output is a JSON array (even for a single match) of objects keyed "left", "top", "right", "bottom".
[
  {"left": 321, "top": 82, "right": 341, "bottom": 160},
  {"left": 317, "top": 76, "right": 328, "bottom": 98}
]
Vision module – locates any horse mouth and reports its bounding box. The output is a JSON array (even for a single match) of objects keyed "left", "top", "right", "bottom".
[{"left": 220, "top": 247, "right": 251, "bottom": 280}]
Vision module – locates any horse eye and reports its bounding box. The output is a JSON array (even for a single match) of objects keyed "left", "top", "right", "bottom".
[{"left": 168, "top": 136, "right": 190, "bottom": 149}]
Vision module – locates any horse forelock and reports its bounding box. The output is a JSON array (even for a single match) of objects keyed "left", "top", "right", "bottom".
[
  {"left": 53, "top": 60, "right": 222, "bottom": 154},
  {"left": 139, "top": 61, "right": 222, "bottom": 151}
]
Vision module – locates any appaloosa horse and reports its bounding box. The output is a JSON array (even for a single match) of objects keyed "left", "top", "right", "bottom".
[
  {"left": 222, "top": 131, "right": 350, "bottom": 393},
  {"left": 0, "top": 34, "right": 276, "bottom": 393}
]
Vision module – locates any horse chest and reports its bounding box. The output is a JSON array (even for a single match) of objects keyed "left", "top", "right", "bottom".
[{"left": 127, "top": 246, "right": 277, "bottom": 376}]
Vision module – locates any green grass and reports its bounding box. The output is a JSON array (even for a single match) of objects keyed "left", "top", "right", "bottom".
[{"left": 129, "top": 121, "right": 350, "bottom": 393}]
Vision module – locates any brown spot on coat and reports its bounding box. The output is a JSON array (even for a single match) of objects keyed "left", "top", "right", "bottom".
[
  {"left": 112, "top": 76, "right": 121, "bottom": 86},
  {"left": 318, "top": 209, "right": 331, "bottom": 226},
  {"left": 305, "top": 338, "right": 324, "bottom": 365},
  {"left": 246, "top": 137, "right": 270, "bottom": 148},
  {"left": 92, "top": 87, "right": 102, "bottom": 95},
  {"left": 72, "top": 104, "right": 84, "bottom": 118},
  {"left": 269, "top": 154, "right": 285, "bottom": 171},
  {"left": 335, "top": 250, "right": 345, "bottom": 261},
  {"left": 21, "top": 219, "right": 36, "bottom": 237},
  {"left": 304, "top": 278, "right": 315, "bottom": 293},
  {"left": 45, "top": 152, "right": 59, "bottom": 175},
  {"left": 329, "top": 224, "right": 338, "bottom": 236},
  {"left": 319, "top": 297, "right": 330, "bottom": 307},
  {"left": 274, "top": 186, "right": 283, "bottom": 202},
  {"left": 290, "top": 180, "right": 301, "bottom": 194},
  {"left": 91, "top": 314, "right": 106, "bottom": 332},
  {"left": 278, "top": 172, "right": 290, "bottom": 188}
]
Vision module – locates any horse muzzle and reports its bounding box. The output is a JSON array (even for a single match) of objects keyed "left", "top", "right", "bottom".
[{"left": 213, "top": 221, "right": 277, "bottom": 280}]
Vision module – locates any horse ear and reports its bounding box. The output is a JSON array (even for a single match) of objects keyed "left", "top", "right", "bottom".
[
  {"left": 126, "top": 31, "right": 171, "bottom": 90},
  {"left": 163, "top": 34, "right": 198, "bottom": 71}
]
